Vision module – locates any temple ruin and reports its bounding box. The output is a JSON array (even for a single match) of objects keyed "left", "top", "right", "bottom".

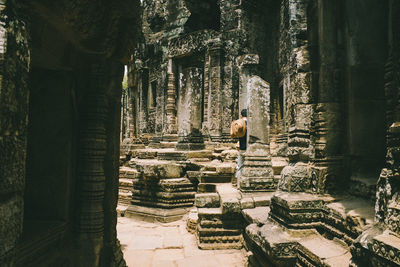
[
  {"left": 119, "top": 0, "right": 400, "bottom": 266},
  {"left": 1, "top": 0, "right": 400, "bottom": 266}
]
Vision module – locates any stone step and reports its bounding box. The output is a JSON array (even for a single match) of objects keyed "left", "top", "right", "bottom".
[
  {"left": 242, "top": 207, "right": 270, "bottom": 225},
  {"left": 131, "top": 189, "right": 195, "bottom": 199},
  {"left": 199, "top": 172, "right": 232, "bottom": 183},
  {"left": 246, "top": 221, "right": 351, "bottom": 266},
  {"left": 297, "top": 234, "right": 351, "bottom": 267},
  {"left": 240, "top": 192, "right": 275, "bottom": 209},
  {"left": 160, "top": 141, "right": 177, "bottom": 148},
  {"left": 244, "top": 205, "right": 353, "bottom": 266},
  {"left": 133, "top": 149, "right": 158, "bottom": 159},
  {"left": 197, "top": 207, "right": 223, "bottom": 216},
  {"left": 352, "top": 226, "right": 400, "bottom": 266},
  {"left": 197, "top": 225, "right": 242, "bottom": 235},
  {"left": 157, "top": 150, "right": 188, "bottom": 161},
  {"left": 123, "top": 205, "right": 190, "bottom": 223},
  {"left": 119, "top": 191, "right": 132, "bottom": 198},
  {"left": 131, "top": 198, "right": 194, "bottom": 208},
  {"left": 269, "top": 191, "right": 374, "bottom": 244}
]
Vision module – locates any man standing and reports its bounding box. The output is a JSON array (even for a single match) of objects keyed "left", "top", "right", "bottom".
[{"left": 235, "top": 109, "right": 247, "bottom": 181}]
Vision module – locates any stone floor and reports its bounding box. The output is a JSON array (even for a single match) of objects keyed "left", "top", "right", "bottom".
[{"left": 117, "top": 215, "right": 248, "bottom": 267}]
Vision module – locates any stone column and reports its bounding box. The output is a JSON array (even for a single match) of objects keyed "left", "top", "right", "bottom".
[
  {"left": 352, "top": 3, "right": 400, "bottom": 265},
  {"left": 138, "top": 67, "right": 149, "bottom": 135},
  {"left": 75, "top": 64, "right": 108, "bottom": 266},
  {"left": 128, "top": 87, "right": 135, "bottom": 138},
  {"left": 207, "top": 44, "right": 223, "bottom": 141},
  {"left": 0, "top": 2, "right": 30, "bottom": 265},
  {"left": 277, "top": 0, "right": 315, "bottom": 193},
  {"left": 237, "top": 54, "right": 259, "bottom": 112},
  {"left": 239, "top": 76, "right": 275, "bottom": 192},
  {"left": 202, "top": 50, "right": 211, "bottom": 135},
  {"left": 176, "top": 67, "right": 205, "bottom": 150},
  {"left": 375, "top": 0, "right": 400, "bottom": 235},
  {"left": 164, "top": 58, "right": 178, "bottom": 141},
  {"left": 311, "top": 0, "right": 344, "bottom": 193}
]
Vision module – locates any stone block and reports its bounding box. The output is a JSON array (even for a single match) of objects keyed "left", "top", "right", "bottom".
[
  {"left": 197, "top": 183, "right": 216, "bottom": 193},
  {"left": 278, "top": 163, "right": 312, "bottom": 192},
  {"left": 135, "top": 160, "right": 183, "bottom": 179},
  {"left": 240, "top": 197, "right": 255, "bottom": 210},
  {"left": 195, "top": 193, "right": 220, "bottom": 208},
  {"left": 216, "top": 164, "right": 235, "bottom": 174},
  {"left": 220, "top": 149, "right": 238, "bottom": 161},
  {"left": 222, "top": 197, "right": 241, "bottom": 214},
  {"left": 242, "top": 207, "right": 270, "bottom": 225}
]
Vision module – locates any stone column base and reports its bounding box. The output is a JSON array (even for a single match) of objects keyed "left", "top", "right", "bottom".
[
  {"left": 176, "top": 134, "right": 205, "bottom": 151},
  {"left": 278, "top": 162, "right": 312, "bottom": 193},
  {"left": 239, "top": 143, "right": 276, "bottom": 192}
]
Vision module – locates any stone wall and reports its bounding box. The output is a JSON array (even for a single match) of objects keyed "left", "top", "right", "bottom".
[
  {"left": 0, "top": 0, "right": 141, "bottom": 266},
  {"left": 0, "top": 1, "right": 30, "bottom": 265},
  {"left": 129, "top": 0, "right": 270, "bottom": 144}
]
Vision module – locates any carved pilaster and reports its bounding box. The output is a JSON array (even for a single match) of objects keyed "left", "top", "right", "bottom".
[
  {"left": 207, "top": 44, "right": 223, "bottom": 141},
  {"left": 128, "top": 88, "right": 135, "bottom": 138},
  {"left": 311, "top": 103, "right": 344, "bottom": 193},
  {"left": 202, "top": 50, "right": 211, "bottom": 135},
  {"left": 165, "top": 59, "right": 178, "bottom": 136}
]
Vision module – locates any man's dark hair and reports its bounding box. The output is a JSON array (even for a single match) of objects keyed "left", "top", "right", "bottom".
[{"left": 241, "top": 109, "right": 247, "bottom": 117}]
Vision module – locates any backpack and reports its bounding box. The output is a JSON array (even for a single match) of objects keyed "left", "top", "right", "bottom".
[{"left": 230, "top": 118, "right": 246, "bottom": 138}]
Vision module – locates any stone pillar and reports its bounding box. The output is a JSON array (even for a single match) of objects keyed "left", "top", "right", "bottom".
[
  {"left": 138, "top": 68, "right": 149, "bottom": 135},
  {"left": 311, "top": 0, "right": 344, "bottom": 193},
  {"left": 375, "top": 0, "right": 400, "bottom": 235},
  {"left": 75, "top": 80, "right": 108, "bottom": 266},
  {"left": 237, "top": 54, "right": 259, "bottom": 112},
  {"left": 239, "top": 76, "right": 275, "bottom": 192},
  {"left": 102, "top": 62, "right": 126, "bottom": 267},
  {"left": 0, "top": 2, "right": 30, "bottom": 265},
  {"left": 164, "top": 58, "right": 178, "bottom": 141},
  {"left": 207, "top": 44, "right": 223, "bottom": 141},
  {"left": 202, "top": 51, "right": 211, "bottom": 135},
  {"left": 176, "top": 67, "right": 205, "bottom": 150},
  {"left": 352, "top": 3, "right": 400, "bottom": 265},
  {"left": 127, "top": 88, "right": 135, "bottom": 138},
  {"left": 277, "top": 0, "right": 315, "bottom": 193}
]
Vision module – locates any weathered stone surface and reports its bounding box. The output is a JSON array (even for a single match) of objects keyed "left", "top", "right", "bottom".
[
  {"left": 195, "top": 193, "right": 220, "bottom": 208},
  {"left": 240, "top": 198, "right": 255, "bottom": 210},
  {"left": 135, "top": 159, "right": 183, "bottom": 179},
  {"left": 242, "top": 207, "right": 270, "bottom": 225},
  {"left": 278, "top": 162, "right": 312, "bottom": 192},
  {"left": 222, "top": 197, "right": 241, "bottom": 214}
]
